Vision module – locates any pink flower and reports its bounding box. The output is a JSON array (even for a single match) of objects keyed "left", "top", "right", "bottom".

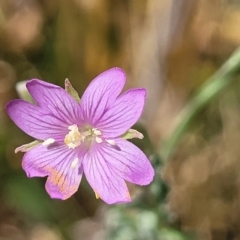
[{"left": 6, "top": 68, "right": 154, "bottom": 204}]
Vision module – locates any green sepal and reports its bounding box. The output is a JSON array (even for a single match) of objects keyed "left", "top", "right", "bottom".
[
  {"left": 16, "top": 81, "right": 34, "bottom": 103},
  {"left": 15, "top": 140, "right": 41, "bottom": 153},
  {"left": 65, "top": 78, "right": 80, "bottom": 103},
  {"left": 121, "top": 129, "right": 144, "bottom": 140}
]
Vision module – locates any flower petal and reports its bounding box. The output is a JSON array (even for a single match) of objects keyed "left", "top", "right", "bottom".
[
  {"left": 22, "top": 143, "right": 84, "bottom": 200},
  {"left": 83, "top": 146, "right": 131, "bottom": 204},
  {"left": 26, "top": 79, "right": 83, "bottom": 125},
  {"left": 98, "top": 139, "right": 154, "bottom": 185},
  {"left": 80, "top": 68, "right": 126, "bottom": 125},
  {"left": 6, "top": 100, "right": 68, "bottom": 140},
  {"left": 96, "top": 88, "right": 146, "bottom": 138}
]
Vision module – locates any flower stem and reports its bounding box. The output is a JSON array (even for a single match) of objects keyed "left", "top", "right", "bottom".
[{"left": 160, "top": 47, "right": 240, "bottom": 162}]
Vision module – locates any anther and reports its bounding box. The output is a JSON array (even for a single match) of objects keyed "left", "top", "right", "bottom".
[
  {"left": 106, "top": 139, "right": 116, "bottom": 146},
  {"left": 42, "top": 138, "right": 55, "bottom": 146},
  {"left": 95, "top": 137, "right": 103, "bottom": 143},
  {"left": 71, "top": 157, "right": 79, "bottom": 168}
]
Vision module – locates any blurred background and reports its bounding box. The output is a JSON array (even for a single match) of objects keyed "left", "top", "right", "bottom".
[{"left": 0, "top": 0, "right": 240, "bottom": 239}]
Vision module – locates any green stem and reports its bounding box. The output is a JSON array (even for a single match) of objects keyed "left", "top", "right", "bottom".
[{"left": 160, "top": 47, "right": 240, "bottom": 162}]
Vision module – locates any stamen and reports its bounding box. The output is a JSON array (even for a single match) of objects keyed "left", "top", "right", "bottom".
[
  {"left": 106, "top": 139, "right": 116, "bottom": 146},
  {"left": 93, "top": 128, "right": 101, "bottom": 135},
  {"left": 106, "top": 139, "right": 121, "bottom": 151},
  {"left": 42, "top": 138, "right": 55, "bottom": 146},
  {"left": 95, "top": 137, "right": 103, "bottom": 143},
  {"left": 71, "top": 157, "right": 79, "bottom": 169},
  {"left": 64, "top": 125, "right": 103, "bottom": 148}
]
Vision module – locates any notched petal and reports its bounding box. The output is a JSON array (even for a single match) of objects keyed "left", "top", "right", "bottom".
[
  {"left": 97, "top": 88, "right": 146, "bottom": 138},
  {"left": 80, "top": 68, "right": 126, "bottom": 124},
  {"left": 26, "top": 79, "right": 82, "bottom": 125},
  {"left": 6, "top": 99, "right": 67, "bottom": 140}
]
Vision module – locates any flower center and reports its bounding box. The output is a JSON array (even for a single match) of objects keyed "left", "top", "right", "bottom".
[
  {"left": 64, "top": 124, "right": 103, "bottom": 149},
  {"left": 64, "top": 125, "right": 84, "bottom": 149}
]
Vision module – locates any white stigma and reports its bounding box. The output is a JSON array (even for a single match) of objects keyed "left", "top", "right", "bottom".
[{"left": 42, "top": 138, "right": 55, "bottom": 146}]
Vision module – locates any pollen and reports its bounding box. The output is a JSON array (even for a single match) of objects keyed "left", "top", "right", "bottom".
[{"left": 64, "top": 124, "right": 84, "bottom": 149}]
